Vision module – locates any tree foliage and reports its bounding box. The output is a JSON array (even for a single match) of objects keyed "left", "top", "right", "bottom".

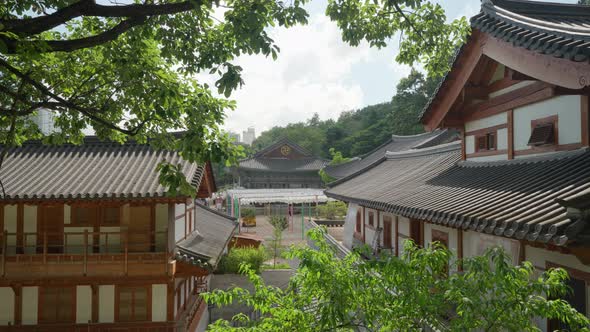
[
  {"left": 1, "top": 0, "right": 468, "bottom": 194},
  {"left": 204, "top": 227, "right": 590, "bottom": 331},
  {"left": 254, "top": 69, "right": 439, "bottom": 160}
]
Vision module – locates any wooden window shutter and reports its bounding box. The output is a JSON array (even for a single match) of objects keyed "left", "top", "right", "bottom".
[
  {"left": 476, "top": 136, "right": 487, "bottom": 151},
  {"left": 528, "top": 123, "right": 555, "bottom": 146}
]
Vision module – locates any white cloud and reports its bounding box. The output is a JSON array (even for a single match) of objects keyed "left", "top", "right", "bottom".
[{"left": 208, "top": 12, "right": 383, "bottom": 134}]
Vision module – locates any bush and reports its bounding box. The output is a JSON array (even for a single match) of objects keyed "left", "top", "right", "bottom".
[
  {"left": 241, "top": 207, "right": 256, "bottom": 218},
  {"left": 317, "top": 201, "right": 347, "bottom": 220},
  {"left": 217, "top": 246, "right": 267, "bottom": 274}
]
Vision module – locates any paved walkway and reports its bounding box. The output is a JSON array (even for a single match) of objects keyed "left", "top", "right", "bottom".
[{"left": 238, "top": 214, "right": 309, "bottom": 246}]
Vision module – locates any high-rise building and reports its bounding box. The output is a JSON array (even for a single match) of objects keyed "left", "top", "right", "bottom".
[
  {"left": 228, "top": 131, "right": 241, "bottom": 143},
  {"left": 242, "top": 127, "right": 256, "bottom": 145}
]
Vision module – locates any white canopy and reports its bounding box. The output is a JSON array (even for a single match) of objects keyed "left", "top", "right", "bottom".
[{"left": 226, "top": 188, "right": 331, "bottom": 204}]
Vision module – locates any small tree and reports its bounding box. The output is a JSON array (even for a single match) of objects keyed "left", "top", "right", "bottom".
[
  {"left": 204, "top": 227, "right": 590, "bottom": 331},
  {"left": 319, "top": 148, "right": 351, "bottom": 184},
  {"left": 268, "top": 215, "right": 288, "bottom": 268},
  {"left": 317, "top": 201, "right": 348, "bottom": 220}
]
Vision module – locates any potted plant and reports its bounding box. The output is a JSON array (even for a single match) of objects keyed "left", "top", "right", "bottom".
[{"left": 241, "top": 207, "right": 257, "bottom": 227}]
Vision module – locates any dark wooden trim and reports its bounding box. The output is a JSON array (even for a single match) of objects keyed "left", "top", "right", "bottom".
[
  {"left": 466, "top": 149, "right": 508, "bottom": 158},
  {"left": 519, "top": 241, "right": 526, "bottom": 265},
  {"left": 582, "top": 95, "right": 589, "bottom": 147},
  {"left": 362, "top": 206, "right": 366, "bottom": 244},
  {"left": 546, "top": 261, "right": 590, "bottom": 283},
  {"left": 150, "top": 205, "right": 156, "bottom": 253},
  {"left": 513, "top": 143, "right": 583, "bottom": 156},
  {"left": 460, "top": 129, "right": 466, "bottom": 160},
  {"left": 13, "top": 284, "right": 22, "bottom": 325},
  {"left": 91, "top": 284, "right": 99, "bottom": 323},
  {"left": 166, "top": 281, "right": 174, "bottom": 321},
  {"left": 465, "top": 123, "right": 507, "bottom": 137},
  {"left": 487, "top": 77, "right": 522, "bottom": 94},
  {"left": 507, "top": 110, "right": 514, "bottom": 160},
  {"left": 464, "top": 82, "right": 554, "bottom": 122}
]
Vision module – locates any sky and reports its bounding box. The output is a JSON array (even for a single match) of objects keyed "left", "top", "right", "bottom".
[{"left": 210, "top": 0, "right": 482, "bottom": 136}]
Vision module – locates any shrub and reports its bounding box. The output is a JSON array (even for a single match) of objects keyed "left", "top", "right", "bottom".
[
  {"left": 241, "top": 207, "right": 256, "bottom": 219},
  {"left": 317, "top": 201, "right": 347, "bottom": 220},
  {"left": 217, "top": 246, "right": 267, "bottom": 274}
]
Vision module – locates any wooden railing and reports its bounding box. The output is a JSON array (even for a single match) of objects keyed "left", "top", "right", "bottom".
[
  {"left": 0, "top": 321, "right": 182, "bottom": 332},
  {"left": 0, "top": 230, "right": 170, "bottom": 277},
  {"left": 0, "top": 230, "right": 168, "bottom": 255}
]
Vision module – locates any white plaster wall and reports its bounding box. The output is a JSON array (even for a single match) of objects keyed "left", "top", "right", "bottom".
[
  {"left": 76, "top": 285, "right": 92, "bottom": 324},
  {"left": 462, "top": 231, "right": 520, "bottom": 264},
  {"left": 342, "top": 203, "right": 359, "bottom": 249},
  {"left": 22, "top": 286, "right": 38, "bottom": 325},
  {"left": 98, "top": 285, "right": 115, "bottom": 323},
  {"left": 488, "top": 81, "right": 535, "bottom": 98},
  {"left": 64, "top": 204, "right": 71, "bottom": 224},
  {"left": 4, "top": 205, "right": 17, "bottom": 252},
  {"left": 100, "top": 226, "right": 121, "bottom": 253},
  {"left": 514, "top": 95, "right": 582, "bottom": 151},
  {"left": 465, "top": 112, "right": 507, "bottom": 132},
  {"left": 397, "top": 217, "right": 410, "bottom": 257},
  {"left": 64, "top": 226, "right": 93, "bottom": 254},
  {"left": 497, "top": 128, "right": 508, "bottom": 150},
  {"left": 155, "top": 204, "right": 169, "bottom": 251},
  {"left": 465, "top": 135, "right": 475, "bottom": 155},
  {"left": 175, "top": 203, "right": 186, "bottom": 242},
  {"left": 152, "top": 284, "right": 167, "bottom": 322},
  {"left": 23, "top": 205, "right": 37, "bottom": 254},
  {"left": 0, "top": 287, "right": 14, "bottom": 325}
]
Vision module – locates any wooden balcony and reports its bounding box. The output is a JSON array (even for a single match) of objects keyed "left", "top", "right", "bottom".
[
  {"left": 0, "top": 230, "right": 170, "bottom": 279},
  {"left": 0, "top": 321, "right": 180, "bottom": 332}
]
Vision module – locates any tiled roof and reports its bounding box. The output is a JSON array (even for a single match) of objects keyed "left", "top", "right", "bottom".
[
  {"left": 238, "top": 157, "right": 328, "bottom": 172},
  {"left": 473, "top": 0, "right": 590, "bottom": 62},
  {"left": 323, "top": 130, "right": 459, "bottom": 180},
  {"left": 0, "top": 136, "right": 205, "bottom": 200},
  {"left": 253, "top": 137, "right": 313, "bottom": 158},
  {"left": 176, "top": 203, "right": 238, "bottom": 268},
  {"left": 326, "top": 143, "right": 590, "bottom": 246},
  {"left": 421, "top": 0, "right": 590, "bottom": 122}
]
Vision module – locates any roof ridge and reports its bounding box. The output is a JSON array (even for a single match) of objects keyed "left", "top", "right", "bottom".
[
  {"left": 195, "top": 201, "right": 238, "bottom": 222},
  {"left": 484, "top": 0, "right": 590, "bottom": 37},
  {"left": 385, "top": 141, "right": 461, "bottom": 160}
]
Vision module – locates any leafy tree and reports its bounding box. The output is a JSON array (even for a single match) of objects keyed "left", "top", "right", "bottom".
[
  {"left": 204, "top": 227, "right": 590, "bottom": 331},
  {"left": 317, "top": 200, "right": 347, "bottom": 220},
  {"left": 268, "top": 215, "right": 288, "bottom": 268},
  {"left": 319, "top": 148, "right": 350, "bottom": 184}
]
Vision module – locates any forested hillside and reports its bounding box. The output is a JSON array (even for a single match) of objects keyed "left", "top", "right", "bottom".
[{"left": 252, "top": 70, "right": 440, "bottom": 159}]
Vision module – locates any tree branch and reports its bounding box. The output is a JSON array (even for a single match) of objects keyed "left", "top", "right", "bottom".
[
  {"left": 0, "top": 58, "right": 144, "bottom": 136},
  {"left": 3, "top": 16, "right": 147, "bottom": 54},
  {"left": 1, "top": 1, "right": 200, "bottom": 36}
]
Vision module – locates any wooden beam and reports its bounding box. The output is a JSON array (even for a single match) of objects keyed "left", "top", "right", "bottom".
[
  {"left": 481, "top": 30, "right": 590, "bottom": 90},
  {"left": 463, "top": 86, "right": 489, "bottom": 99},
  {"left": 423, "top": 32, "right": 484, "bottom": 130},
  {"left": 480, "top": 58, "right": 499, "bottom": 85}
]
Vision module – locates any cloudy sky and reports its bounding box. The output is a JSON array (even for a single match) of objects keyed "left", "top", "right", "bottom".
[{"left": 206, "top": 0, "right": 576, "bottom": 136}]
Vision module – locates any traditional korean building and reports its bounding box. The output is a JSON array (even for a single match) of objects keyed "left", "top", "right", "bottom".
[
  {"left": 325, "top": 0, "right": 590, "bottom": 329},
  {"left": 322, "top": 129, "right": 459, "bottom": 181},
  {"left": 233, "top": 138, "right": 328, "bottom": 189},
  {"left": 0, "top": 137, "right": 237, "bottom": 331}
]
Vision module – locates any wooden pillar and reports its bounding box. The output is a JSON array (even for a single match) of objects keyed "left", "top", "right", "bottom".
[
  {"left": 167, "top": 281, "right": 175, "bottom": 321},
  {"left": 91, "top": 284, "right": 99, "bottom": 323},
  {"left": 461, "top": 128, "right": 467, "bottom": 160},
  {"left": 362, "top": 207, "right": 366, "bottom": 244},
  {"left": 507, "top": 109, "right": 514, "bottom": 159},
  {"left": 13, "top": 284, "right": 22, "bottom": 325},
  {"left": 394, "top": 216, "right": 399, "bottom": 257},
  {"left": 16, "top": 204, "right": 23, "bottom": 254}
]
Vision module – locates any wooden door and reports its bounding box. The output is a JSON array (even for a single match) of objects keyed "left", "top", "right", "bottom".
[
  {"left": 383, "top": 217, "right": 392, "bottom": 249},
  {"left": 127, "top": 206, "right": 151, "bottom": 252},
  {"left": 38, "top": 205, "right": 64, "bottom": 253}
]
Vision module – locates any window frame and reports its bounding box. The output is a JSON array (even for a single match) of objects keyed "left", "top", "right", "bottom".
[
  {"left": 475, "top": 131, "right": 498, "bottom": 153},
  {"left": 529, "top": 115, "right": 558, "bottom": 147},
  {"left": 39, "top": 286, "right": 76, "bottom": 324},
  {"left": 355, "top": 210, "right": 362, "bottom": 233},
  {"left": 368, "top": 211, "right": 375, "bottom": 227},
  {"left": 70, "top": 205, "right": 98, "bottom": 226},
  {"left": 116, "top": 285, "right": 151, "bottom": 322}
]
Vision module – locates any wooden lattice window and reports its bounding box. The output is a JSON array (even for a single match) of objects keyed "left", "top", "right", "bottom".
[
  {"left": 71, "top": 205, "right": 97, "bottom": 226},
  {"left": 368, "top": 212, "right": 375, "bottom": 227},
  {"left": 529, "top": 115, "right": 558, "bottom": 147},
  {"left": 475, "top": 132, "right": 496, "bottom": 152},
  {"left": 118, "top": 286, "right": 149, "bottom": 322},
  {"left": 102, "top": 206, "right": 120, "bottom": 226},
  {"left": 40, "top": 287, "right": 75, "bottom": 323}
]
